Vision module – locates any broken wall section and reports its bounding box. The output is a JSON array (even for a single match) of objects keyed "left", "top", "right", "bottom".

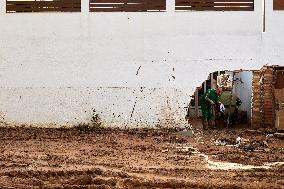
[
  {"left": 252, "top": 66, "right": 274, "bottom": 128},
  {"left": 252, "top": 65, "right": 284, "bottom": 130},
  {"left": 275, "top": 70, "right": 284, "bottom": 131},
  {"left": 187, "top": 70, "right": 253, "bottom": 124}
]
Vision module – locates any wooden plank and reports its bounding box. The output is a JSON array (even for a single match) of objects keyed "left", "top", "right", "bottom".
[
  {"left": 7, "top": 7, "right": 81, "bottom": 12},
  {"left": 176, "top": 3, "right": 253, "bottom": 6},
  {"left": 91, "top": 3, "right": 165, "bottom": 8},
  {"left": 90, "top": 8, "right": 165, "bottom": 12},
  {"left": 176, "top": 7, "right": 253, "bottom": 11},
  {"left": 175, "top": 0, "right": 254, "bottom": 11},
  {"left": 6, "top": 0, "right": 81, "bottom": 13},
  {"left": 274, "top": 0, "right": 284, "bottom": 10},
  {"left": 89, "top": 0, "right": 166, "bottom": 12},
  {"left": 181, "top": 0, "right": 253, "bottom": 1},
  {"left": 91, "top": 0, "right": 164, "bottom": 3}
]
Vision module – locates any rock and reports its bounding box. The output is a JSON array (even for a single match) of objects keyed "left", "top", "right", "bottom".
[
  {"left": 274, "top": 132, "right": 284, "bottom": 138},
  {"left": 263, "top": 148, "right": 270, "bottom": 152},
  {"left": 178, "top": 130, "right": 194, "bottom": 137},
  {"left": 263, "top": 140, "right": 269, "bottom": 147},
  {"left": 243, "top": 144, "right": 255, "bottom": 152},
  {"left": 266, "top": 134, "right": 274, "bottom": 137},
  {"left": 215, "top": 139, "right": 228, "bottom": 146}
]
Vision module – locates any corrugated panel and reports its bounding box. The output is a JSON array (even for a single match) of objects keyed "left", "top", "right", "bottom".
[
  {"left": 175, "top": 0, "right": 254, "bottom": 11},
  {"left": 6, "top": 0, "right": 81, "bottom": 13},
  {"left": 89, "top": 0, "right": 166, "bottom": 12}
]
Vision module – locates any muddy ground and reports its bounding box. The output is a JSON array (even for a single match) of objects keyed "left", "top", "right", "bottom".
[{"left": 0, "top": 126, "right": 283, "bottom": 188}]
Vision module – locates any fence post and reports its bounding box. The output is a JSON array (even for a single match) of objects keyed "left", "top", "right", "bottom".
[
  {"left": 82, "top": 0, "right": 89, "bottom": 13},
  {"left": 167, "top": 0, "right": 175, "bottom": 13}
]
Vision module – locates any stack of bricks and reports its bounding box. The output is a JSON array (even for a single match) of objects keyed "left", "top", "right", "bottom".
[{"left": 252, "top": 66, "right": 275, "bottom": 128}]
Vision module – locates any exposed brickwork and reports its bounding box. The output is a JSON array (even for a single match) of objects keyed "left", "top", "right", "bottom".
[{"left": 252, "top": 66, "right": 275, "bottom": 128}]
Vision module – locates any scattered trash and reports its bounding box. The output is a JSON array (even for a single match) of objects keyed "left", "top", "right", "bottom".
[
  {"left": 176, "top": 146, "right": 196, "bottom": 155},
  {"left": 178, "top": 124, "right": 194, "bottom": 137},
  {"left": 266, "top": 134, "right": 274, "bottom": 137},
  {"left": 263, "top": 140, "right": 269, "bottom": 147},
  {"left": 215, "top": 136, "right": 255, "bottom": 149},
  {"left": 215, "top": 137, "right": 269, "bottom": 152},
  {"left": 215, "top": 137, "right": 240, "bottom": 146},
  {"left": 274, "top": 132, "right": 284, "bottom": 138},
  {"left": 263, "top": 148, "right": 270, "bottom": 152},
  {"left": 219, "top": 103, "right": 225, "bottom": 113},
  {"left": 215, "top": 136, "right": 273, "bottom": 153},
  {"left": 243, "top": 144, "right": 255, "bottom": 152},
  {"left": 235, "top": 136, "right": 241, "bottom": 147},
  {"left": 215, "top": 139, "right": 229, "bottom": 146}
]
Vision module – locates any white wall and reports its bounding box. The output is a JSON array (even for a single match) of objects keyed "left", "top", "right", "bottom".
[
  {"left": 233, "top": 71, "right": 253, "bottom": 119},
  {"left": 0, "top": 0, "right": 283, "bottom": 127}
]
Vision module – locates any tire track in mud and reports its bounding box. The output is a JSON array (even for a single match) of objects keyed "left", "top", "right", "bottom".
[
  {"left": 0, "top": 164, "right": 282, "bottom": 189},
  {"left": 0, "top": 127, "right": 283, "bottom": 188}
]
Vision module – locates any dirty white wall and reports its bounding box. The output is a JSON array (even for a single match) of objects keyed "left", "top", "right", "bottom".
[
  {"left": 0, "top": 0, "right": 283, "bottom": 127},
  {"left": 233, "top": 71, "right": 253, "bottom": 119}
]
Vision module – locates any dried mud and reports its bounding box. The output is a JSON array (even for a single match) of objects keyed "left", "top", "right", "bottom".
[{"left": 0, "top": 127, "right": 283, "bottom": 188}]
